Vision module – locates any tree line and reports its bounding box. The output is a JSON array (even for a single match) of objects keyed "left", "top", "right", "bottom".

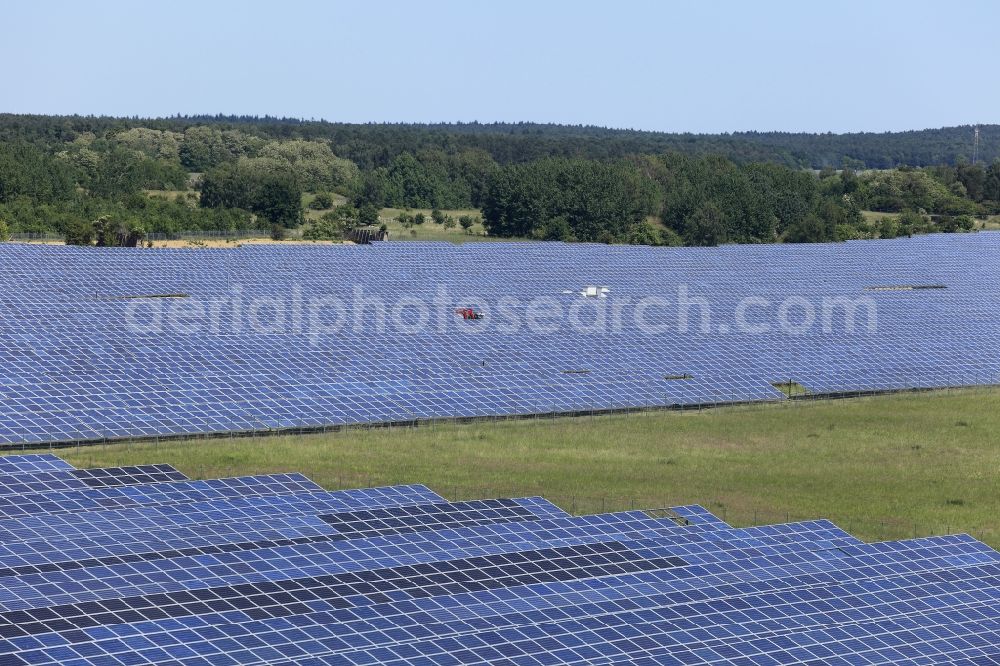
[
  {"left": 0, "top": 114, "right": 998, "bottom": 246},
  {"left": 479, "top": 155, "right": 998, "bottom": 245},
  {"left": 3, "top": 114, "right": 997, "bottom": 168}
]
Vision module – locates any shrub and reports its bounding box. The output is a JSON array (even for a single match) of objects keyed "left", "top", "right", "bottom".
[
  {"left": 658, "top": 227, "right": 683, "bottom": 247},
  {"left": 782, "top": 214, "right": 834, "bottom": 244},
  {"left": 270, "top": 224, "right": 287, "bottom": 241},
  {"left": 459, "top": 215, "right": 475, "bottom": 233},
  {"left": 897, "top": 209, "right": 932, "bottom": 236},
  {"left": 431, "top": 208, "right": 446, "bottom": 225},
  {"left": 331, "top": 204, "right": 358, "bottom": 225},
  {"left": 304, "top": 207, "right": 363, "bottom": 240},
  {"left": 626, "top": 221, "right": 671, "bottom": 246},
  {"left": 876, "top": 216, "right": 900, "bottom": 239},
  {"left": 65, "top": 219, "right": 95, "bottom": 246},
  {"left": 0, "top": 218, "right": 9, "bottom": 242},
  {"left": 309, "top": 192, "right": 334, "bottom": 210},
  {"left": 358, "top": 204, "right": 379, "bottom": 226},
  {"left": 835, "top": 224, "right": 864, "bottom": 241},
  {"left": 535, "top": 216, "right": 573, "bottom": 241},
  {"left": 937, "top": 215, "right": 958, "bottom": 232},
  {"left": 94, "top": 216, "right": 146, "bottom": 247}
]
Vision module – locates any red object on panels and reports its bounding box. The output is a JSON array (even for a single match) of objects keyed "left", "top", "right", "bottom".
[{"left": 454, "top": 308, "right": 482, "bottom": 320}]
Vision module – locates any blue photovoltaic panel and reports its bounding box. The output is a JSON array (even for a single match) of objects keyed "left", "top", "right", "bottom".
[
  {"left": 0, "top": 464, "right": 187, "bottom": 497},
  {"left": 0, "top": 458, "right": 992, "bottom": 664},
  {"left": 2, "top": 234, "right": 1000, "bottom": 445},
  {"left": 0, "top": 473, "right": 324, "bottom": 520},
  {"left": 0, "top": 483, "right": 445, "bottom": 546},
  {"left": 0, "top": 497, "right": 566, "bottom": 582},
  {"left": 0, "top": 455, "right": 75, "bottom": 473}
]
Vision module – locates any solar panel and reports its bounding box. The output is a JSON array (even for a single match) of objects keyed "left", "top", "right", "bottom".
[
  {"left": 0, "top": 455, "right": 75, "bottom": 473},
  {"left": 0, "top": 456, "right": 991, "bottom": 664},
  {"left": 0, "top": 484, "right": 445, "bottom": 546},
  {"left": 2, "top": 234, "right": 1000, "bottom": 446},
  {"left": 0, "top": 473, "right": 324, "bottom": 520},
  {"left": 0, "top": 497, "right": 566, "bottom": 585},
  {"left": 0, "top": 465, "right": 187, "bottom": 497}
]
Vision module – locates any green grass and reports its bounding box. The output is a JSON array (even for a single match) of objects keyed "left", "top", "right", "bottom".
[
  {"left": 144, "top": 188, "right": 192, "bottom": 197},
  {"left": 146, "top": 189, "right": 497, "bottom": 243},
  {"left": 301, "top": 192, "right": 348, "bottom": 218},
  {"left": 977, "top": 215, "right": 1000, "bottom": 230},
  {"left": 377, "top": 207, "right": 494, "bottom": 243},
  {"left": 861, "top": 210, "right": 900, "bottom": 224},
  {"left": 47, "top": 388, "right": 1000, "bottom": 546},
  {"left": 300, "top": 202, "right": 505, "bottom": 243}
]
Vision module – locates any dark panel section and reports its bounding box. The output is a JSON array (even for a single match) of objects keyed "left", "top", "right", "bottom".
[
  {"left": 0, "top": 498, "right": 540, "bottom": 581},
  {"left": 0, "top": 541, "right": 687, "bottom": 641},
  {"left": 319, "top": 498, "right": 540, "bottom": 539},
  {"left": 70, "top": 464, "right": 188, "bottom": 487}
]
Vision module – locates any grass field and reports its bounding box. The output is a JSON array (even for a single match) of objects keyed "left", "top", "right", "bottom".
[
  {"left": 862, "top": 210, "right": 1000, "bottom": 232},
  {"left": 978, "top": 215, "right": 1000, "bottom": 230},
  {"left": 144, "top": 189, "right": 199, "bottom": 203},
  {"left": 301, "top": 192, "right": 348, "bottom": 219},
  {"left": 140, "top": 190, "right": 495, "bottom": 244},
  {"left": 376, "top": 207, "right": 494, "bottom": 242},
  {"left": 51, "top": 388, "right": 1000, "bottom": 546},
  {"left": 300, "top": 198, "right": 495, "bottom": 243},
  {"left": 861, "top": 210, "right": 900, "bottom": 224}
]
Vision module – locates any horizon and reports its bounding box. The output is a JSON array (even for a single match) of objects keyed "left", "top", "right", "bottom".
[
  {"left": 4, "top": 0, "right": 997, "bottom": 134},
  {"left": 1, "top": 112, "right": 989, "bottom": 137}
]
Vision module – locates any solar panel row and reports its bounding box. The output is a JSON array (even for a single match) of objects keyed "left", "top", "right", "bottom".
[
  {"left": 0, "top": 456, "right": 74, "bottom": 473},
  {"left": 2, "top": 234, "right": 999, "bottom": 446},
  {"left": 0, "top": 465, "right": 187, "bottom": 497},
  {"left": 0, "top": 454, "right": 992, "bottom": 665}
]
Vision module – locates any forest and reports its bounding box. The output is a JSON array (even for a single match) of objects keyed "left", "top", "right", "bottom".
[
  {"left": 3, "top": 115, "right": 998, "bottom": 169},
  {"left": 0, "top": 114, "right": 998, "bottom": 246}
]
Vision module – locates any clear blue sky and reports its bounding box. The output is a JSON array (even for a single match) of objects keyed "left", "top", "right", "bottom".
[{"left": 4, "top": 0, "right": 996, "bottom": 133}]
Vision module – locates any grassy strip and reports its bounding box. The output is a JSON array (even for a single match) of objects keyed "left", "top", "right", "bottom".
[{"left": 50, "top": 388, "right": 1000, "bottom": 546}]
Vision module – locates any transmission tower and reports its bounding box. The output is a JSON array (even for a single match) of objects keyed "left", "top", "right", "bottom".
[{"left": 972, "top": 125, "right": 980, "bottom": 165}]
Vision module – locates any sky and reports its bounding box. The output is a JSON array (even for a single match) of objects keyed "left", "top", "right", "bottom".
[{"left": 3, "top": 0, "right": 997, "bottom": 134}]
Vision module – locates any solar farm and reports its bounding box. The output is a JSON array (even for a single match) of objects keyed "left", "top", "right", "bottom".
[
  {"left": 0, "top": 452, "right": 984, "bottom": 665},
  {"left": 2, "top": 234, "right": 1000, "bottom": 447}
]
